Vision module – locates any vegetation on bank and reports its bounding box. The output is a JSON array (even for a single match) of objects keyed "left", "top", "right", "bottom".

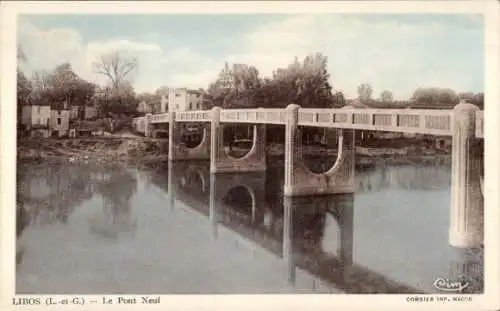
[{"left": 17, "top": 136, "right": 450, "bottom": 167}]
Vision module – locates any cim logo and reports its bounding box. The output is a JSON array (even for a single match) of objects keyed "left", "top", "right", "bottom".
[{"left": 433, "top": 277, "right": 469, "bottom": 292}]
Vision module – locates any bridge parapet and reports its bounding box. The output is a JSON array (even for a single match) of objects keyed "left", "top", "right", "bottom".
[
  {"left": 176, "top": 110, "right": 212, "bottom": 122},
  {"left": 475, "top": 111, "right": 483, "bottom": 138},
  {"left": 298, "top": 108, "right": 453, "bottom": 136},
  {"left": 220, "top": 108, "right": 287, "bottom": 124},
  {"left": 150, "top": 113, "right": 169, "bottom": 124}
]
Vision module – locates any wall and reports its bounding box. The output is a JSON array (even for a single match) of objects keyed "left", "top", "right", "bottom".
[
  {"left": 70, "top": 106, "right": 79, "bottom": 120},
  {"left": 187, "top": 91, "right": 203, "bottom": 110},
  {"left": 21, "top": 106, "right": 32, "bottom": 126},
  {"left": 168, "top": 88, "right": 188, "bottom": 112},
  {"left": 50, "top": 110, "right": 70, "bottom": 132},
  {"left": 29, "top": 105, "right": 51, "bottom": 128},
  {"left": 161, "top": 95, "right": 168, "bottom": 113}
]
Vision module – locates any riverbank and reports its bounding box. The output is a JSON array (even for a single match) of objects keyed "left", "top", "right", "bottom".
[{"left": 17, "top": 137, "right": 450, "bottom": 166}]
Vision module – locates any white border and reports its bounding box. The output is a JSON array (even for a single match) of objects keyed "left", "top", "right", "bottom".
[{"left": 1, "top": 1, "right": 499, "bottom": 311}]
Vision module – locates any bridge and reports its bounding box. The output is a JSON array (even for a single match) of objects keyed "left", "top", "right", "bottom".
[
  {"left": 143, "top": 160, "right": 483, "bottom": 294},
  {"left": 133, "top": 103, "right": 484, "bottom": 249}
]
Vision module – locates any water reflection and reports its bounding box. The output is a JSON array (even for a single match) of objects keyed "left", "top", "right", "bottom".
[
  {"left": 16, "top": 159, "right": 483, "bottom": 294},
  {"left": 16, "top": 163, "right": 138, "bottom": 265},
  {"left": 88, "top": 166, "right": 138, "bottom": 239}
]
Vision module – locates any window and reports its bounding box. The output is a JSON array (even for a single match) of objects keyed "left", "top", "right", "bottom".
[
  {"left": 57, "top": 118, "right": 61, "bottom": 125},
  {"left": 189, "top": 102, "right": 192, "bottom": 110}
]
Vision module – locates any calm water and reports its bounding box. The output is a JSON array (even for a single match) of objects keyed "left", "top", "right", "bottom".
[{"left": 15, "top": 158, "right": 484, "bottom": 294}]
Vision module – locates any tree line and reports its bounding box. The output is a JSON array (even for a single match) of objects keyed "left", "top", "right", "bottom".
[{"left": 205, "top": 53, "right": 484, "bottom": 110}]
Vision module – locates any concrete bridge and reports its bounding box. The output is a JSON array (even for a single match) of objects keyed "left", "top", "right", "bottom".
[
  {"left": 144, "top": 161, "right": 482, "bottom": 293},
  {"left": 133, "top": 103, "right": 484, "bottom": 249}
]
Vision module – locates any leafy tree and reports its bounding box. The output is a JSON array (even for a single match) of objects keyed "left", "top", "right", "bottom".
[
  {"left": 155, "top": 86, "right": 170, "bottom": 97},
  {"left": 411, "top": 87, "right": 460, "bottom": 107},
  {"left": 332, "top": 91, "right": 346, "bottom": 107},
  {"left": 379, "top": 90, "right": 393, "bottom": 104},
  {"left": 357, "top": 83, "right": 373, "bottom": 102},
  {"left": 207, "top": 62, "right": 261, "bottom": 108},
  {"left": 467, "top": 93, "right": 484, "bottom": 110},
  {"left": 28, "top": 63, "right": 96, "bottom": 119},
  {"left": 17, "top": 45, "right": 31, "bottom": 125},
  {"left": 96, "top": 81, "right": 137, "bottom": 117}
]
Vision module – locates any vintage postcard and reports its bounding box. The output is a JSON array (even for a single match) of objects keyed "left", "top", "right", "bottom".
[{"left": 1, "top": 1, "right": 499, "bottom": 310}]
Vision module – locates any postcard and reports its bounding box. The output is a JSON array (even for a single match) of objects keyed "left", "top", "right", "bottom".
[{"left": 1, "top": 1, "right": 499, "bottom": 310}]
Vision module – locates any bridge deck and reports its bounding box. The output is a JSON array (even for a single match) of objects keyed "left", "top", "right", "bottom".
[{"left": 135, "top": 108, "right": 484, "bottom": 137}]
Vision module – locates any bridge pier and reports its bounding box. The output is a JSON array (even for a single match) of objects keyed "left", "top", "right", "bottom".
[
  {"left": 449, "top": 103, "right": 484, "bottom": 249},
  {"left": 168, "top": 111, "right": 211, "bottom": 161},
  {"left": 210, "top": 107, "right": 267, "bottom": 173},
  {"left": 144, "top": 114, "right": 152, "bottom": 137},
  {"left": 284, "top": 104, "right": 355, "bottom": 196}
]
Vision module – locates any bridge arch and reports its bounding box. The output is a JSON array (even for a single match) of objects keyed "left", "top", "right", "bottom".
[
  {"left": 210, "top": 107, "right": 267, "bottom": 173},
  {"left": 168, "top": 112, "right": 211, "bottom": 161}
]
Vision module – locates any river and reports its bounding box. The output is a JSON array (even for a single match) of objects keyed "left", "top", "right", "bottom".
[{"left": 15, "top": 157, "right": 484, "bottom": 294}]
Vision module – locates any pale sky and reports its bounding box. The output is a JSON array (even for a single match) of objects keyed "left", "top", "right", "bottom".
[{"left": 17, "top": 14, "right": 484, "bottom": 100}]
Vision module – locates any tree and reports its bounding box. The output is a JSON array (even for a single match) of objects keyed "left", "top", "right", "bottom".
[
  {"left": 296, "top": 53, "right": 333, "bottom": 108},
  {"left": 92, "top": 51, "right": 137, "bottom": 89},
  {"left": 458, "top": 92, "right": 475, "bottom": 101},
  {"left": 379, "top": 90, "right": 393, "bottom": 104},
  {"left": 332, "top": 91, "right": 346, "bottom": 107},
  {"left": 17, "top": 45, "right": 31, "bottom": 125},
  {"left": 467, "top": 93, "right": 484, "bottom": 110},
  {"left": 92, "top": 52, "right": 138, "bottom": 117},
  {"left": 357, "top": 83, "right": 373, "bottom": 102},
  {"left": 411, "top": 87, "right": 460, "bottom": 107},
  {"left": 28, "top": 63, "right": 96, "bottom": 120},
  {"left": 207, "top": 62, "right": 261, "bottom": 108},
  {"left": 96, "top": 81, "right": 137, "bottom": 117},
  {"left": 155, "top": 86, "right": 170, "bottom": 97}
]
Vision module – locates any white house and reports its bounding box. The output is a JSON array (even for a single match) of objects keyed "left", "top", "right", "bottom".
[
  {"left": 21, "top": 103, "right": 72, "bottom": 138},
  {"left": 21, "top": 104, "right": 51, "bottom": 138},
  {"left": 168, "top": 88, "right": 204, "bottom": 112}
]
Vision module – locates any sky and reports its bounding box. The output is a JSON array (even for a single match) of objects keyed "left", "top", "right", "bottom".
[{"left": 17, "top": 14, "right": 484, "bottom": 100}]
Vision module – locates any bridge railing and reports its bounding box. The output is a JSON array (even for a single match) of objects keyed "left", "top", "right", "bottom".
[
  {"left": 150, "top": 113, "right": 169, "bottom": 124},
  {"left": 298, "top": 108, "right": 454, "bottom": 136},
  {"left": 220, "top": 108, "right": 287, "bottom": 124},
  {"left": 176, "top": 110, "right": 212, "bottom": 122},
  {"left": 476, "top": 111, "right": 483, "bottom": 138}
]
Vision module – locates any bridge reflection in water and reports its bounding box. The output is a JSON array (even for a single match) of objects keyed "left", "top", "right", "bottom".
[
  {"left": 16, "top": 160, "right": 483, "bottom": 294},
  {"left": 146, "top": 160, "right": 482, "bottom": 294}
]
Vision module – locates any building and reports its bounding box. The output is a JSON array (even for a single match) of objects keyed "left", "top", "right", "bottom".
[
  {"left": 50, "top": 109, "right": 71, "bottom": 137},
  {"left": 137, "top": 95, "right": 167, "bottom": 115},
  {"left": 168, "top": 88, "right": 204, "bottom": 112},
  {"left": 70, "top": 105, "right": 99, "bottom": 120},
  {"left": 21, "top": 103, "right": 72, "bottom": 138},
  {"left": 21, "top": 104, "right": 51, "bottom": 138}
]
